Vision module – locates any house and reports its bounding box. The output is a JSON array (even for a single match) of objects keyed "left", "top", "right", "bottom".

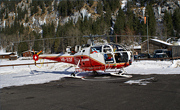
[
  {"left": 22, "top": 50, "right": 35, "bottom": 57},
  {"left": 0, "top": 52, "right": 17, "bottom": 60},
  {"left": 141, "top": 38, "right": 180, "bottom": 58},
  {"left": 141, "top": 39, "right": 172, "bottom": 54}
]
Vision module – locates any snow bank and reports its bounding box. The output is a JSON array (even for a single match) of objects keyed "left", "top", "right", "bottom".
[
  {"left": 1, "top": 59, "right": 180, "bottom": 88},
  {"left": 126, "top": 60, "right": 180, "bottom": 75},
  {"left": 0, "top": 59, "right": 75, "bottom": 88},
  {"left": 170, "top": 60, "right": 180, "bottom": 68}
]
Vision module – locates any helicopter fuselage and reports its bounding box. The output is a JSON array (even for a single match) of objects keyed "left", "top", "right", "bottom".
[{"left": 39, "top": 43, "right": 132, "bottom": 72}]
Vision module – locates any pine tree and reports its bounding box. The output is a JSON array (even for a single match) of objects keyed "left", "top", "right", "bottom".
[
  {"left": 173, "top": 8, "right": 180, "bottom": 36},
  {"left": 126, "top": 8, "right": 134, "bottom": 33},
  {"left": 33, "top": 33, "right": 42, "bottom": 51},
  {"left": 97, "top": 1, "right": 103, "bottom": 15},
  {"left": 104, "top": 4, "right": 111, "bottom": 29},
  {"left": 133, "top": 15, "right": 141, "bottom": 35},
  {"left": 4, "top": 11, "right": 8, "bottom": 19},
  {"left": 164, "top": 10, "right": 174, "bottom": 37},
  {"left": 146, "top": 4, "right": 156, "bottom": 36},
  {"left": 18, "top": 42, "right": 28, "bottom": 56},
  {"left": 58, "top": 1, "right": 68, "bottom": 17},
  {"left": 87, "top": 0, "right": 94, "bottom": 7},
  {"left": 114, "top": 8, "right": 125, "bottom": 35}
]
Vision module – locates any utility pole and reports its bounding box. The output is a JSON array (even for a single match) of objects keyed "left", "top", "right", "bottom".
[
  {"left": 147, "top": 15, "right": 149, "bottom": 54},
  {"left": 145, "top": 13, "right": 149, "bottom": 54}
]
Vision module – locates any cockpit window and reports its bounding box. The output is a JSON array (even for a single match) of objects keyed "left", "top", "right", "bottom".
[
  {"left": 91, "top": 46, "right": 102, "bottom": 53},
  {"left": 110, "top": 44, "right": 126, "bottom": 52},
  {"left": 116, "top": 45, "right": 125, "bottom": 51},
  {"left": 103, "top": 45, "right": 112, "bottom": 53}
]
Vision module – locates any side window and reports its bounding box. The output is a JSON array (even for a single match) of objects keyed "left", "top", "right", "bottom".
[
  {"left": 116, "top": 45, "right": 125, "bottom": 51},
  {"left": 104, "top": 53, "right": 114, "bottom": 63},
  {"left": 103, "top": 45, "right": 112, "bottom": 53}
]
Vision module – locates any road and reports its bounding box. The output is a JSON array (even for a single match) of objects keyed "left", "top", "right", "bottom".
[{"left": 1, "top": 74, "right": 180, "bottom": 110}]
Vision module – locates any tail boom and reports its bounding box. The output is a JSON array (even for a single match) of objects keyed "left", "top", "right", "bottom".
[{"left": 39, "top": 55, "right": 75, "bottom": 65}]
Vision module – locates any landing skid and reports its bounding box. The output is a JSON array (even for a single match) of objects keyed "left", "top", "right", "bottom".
[
  {"left": 71, "top": 68, "right": 132, "bottom": 79},
  {"left": 110, "top": 72, "right": 132, "bottom": 78},
  {"left": 110, "top": 68, "right": 132, "bottom": 78},
  {"left": 70, "top": 71, "right": 99, "bottom": 79}
]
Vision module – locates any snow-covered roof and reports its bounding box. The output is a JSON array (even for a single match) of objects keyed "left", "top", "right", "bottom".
[
  {"left": 22, "top": 50, "right": 35, "bottom": 53},
  {"left": 151, "top": 39, "right": 172, "bottom": 46},
  {"left": 134, "top": 46, "right": 141, "bottom": 49},
  {"left": 0, "top": 49, "right": 12, "bottom": 55},
  {"left": 0, "top": 52, "right": 14, "bottom": 55}
]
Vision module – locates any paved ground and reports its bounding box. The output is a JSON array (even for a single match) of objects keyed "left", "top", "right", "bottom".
[{"left": 1, "top": 74, "right": 180, "bottom": 110}]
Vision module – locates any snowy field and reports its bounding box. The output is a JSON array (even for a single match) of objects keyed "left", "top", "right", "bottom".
[{"left": 1, "top": 58, "right": 180, "bottom": 89}]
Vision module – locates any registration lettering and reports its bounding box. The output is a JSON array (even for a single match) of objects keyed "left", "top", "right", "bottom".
[
  {"left": 81, "top": 59, "right": 89, "bottom": 61},
  {"left": 60, "top": 57, "right": 72, "bottom": 62}
]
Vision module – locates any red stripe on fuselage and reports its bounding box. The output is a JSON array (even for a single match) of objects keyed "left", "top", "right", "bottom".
[
  {"left": 74, "top": 55, "right": 130, "bottom": 71},
  {"left": 39, "top": 56, "right": 75, "bottom": 65}
]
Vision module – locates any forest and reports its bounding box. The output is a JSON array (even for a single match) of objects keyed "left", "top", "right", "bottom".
[{"left": 0, "top": 0, "right": 180, "bottom": 55}]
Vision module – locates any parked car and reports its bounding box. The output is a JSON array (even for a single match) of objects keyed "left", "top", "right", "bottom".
[
  {"left": 154, "top": 49, "right": 171, "bottom": 57},
  {"left": 153, "top": 53, "right": 168, "bottom": 58},
  {"left": 134, "top": 53, "right": 152, "bottom": 59},
  {"left": 154, "top": 49, "right": 168, "bottom": 54}
]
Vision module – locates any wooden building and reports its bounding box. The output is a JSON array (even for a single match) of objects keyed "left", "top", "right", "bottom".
[
  {"left": 141, "top": 39, "right": 172, "bottom": 54},
  {"left": 133, "top": 46, "right": 141, "bottom": 55},
  {"left": 0, "top": 52, "right": 17, "bottom": 60},
  {"left": 22, "top": 50, "right": 34, "bottom": 57}
]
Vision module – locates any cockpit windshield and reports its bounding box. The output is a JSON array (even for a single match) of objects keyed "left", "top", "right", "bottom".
[
  {"left": 103, "top": 45, "right": 112, "bottom": 53},
  {"left": 91, "top": 46, "right": 102, "bottom": 53},
  {"left": 91, "top": 44, "right": 126, "bottom": 54},
  {"left": 110, "top": 44, "right": 126, "bottom": 52}
]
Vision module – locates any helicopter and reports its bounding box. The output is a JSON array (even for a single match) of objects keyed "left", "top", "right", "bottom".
[{"left": 33, "top": 37, "right": 133, "bottom": 78}]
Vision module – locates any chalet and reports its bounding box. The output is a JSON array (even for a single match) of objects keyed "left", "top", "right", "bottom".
[
  {"left": 0, "top": 52, "right": 17, "bottom": 60},
  {"left": 22, "top": 50, "right": 34, "bottom": 57}
]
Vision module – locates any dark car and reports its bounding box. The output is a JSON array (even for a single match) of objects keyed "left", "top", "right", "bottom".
[
  {"left": 134, "top": 53, "right": 152, "bottom": 59},
  {"left": 153, "top": 53, "right": 168, "bottom": 58},
  {"left": 154, "top": 49, "right": 171, "bottom": 57}
]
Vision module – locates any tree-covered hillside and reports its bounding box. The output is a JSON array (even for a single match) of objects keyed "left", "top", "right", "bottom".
[{"left": 0, "top": 0, "right": 180, "bottom": 54}]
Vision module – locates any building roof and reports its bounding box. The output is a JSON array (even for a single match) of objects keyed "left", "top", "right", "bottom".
[
  {"left": 22, "top": 50, "right": 34, "bottom": 53},
  {"left": 151, "top": 39, "right": 172, "bottom": 46},
  {"left": 134, "top": 46, "right": 141, "bottom": 49},
  {"left": 0, "top": 52, "right": 14, "bottom": 55}
]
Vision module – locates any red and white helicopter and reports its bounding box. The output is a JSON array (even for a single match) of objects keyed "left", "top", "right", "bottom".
[{"left": 33, "top": 37, "right": 133, "bottom": 78}]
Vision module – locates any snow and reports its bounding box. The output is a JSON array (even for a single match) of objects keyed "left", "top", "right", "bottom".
[
  {"left": 0, "top": 49, "right": 6, "bottom": 54},
  {"left": 151, "top": 39, "right": 172, "bottom": 46},
  {"left": 1, "top": 58, "right": 180, "bottom": 88},
  {"left": 0, "top": 49, "right": 13, "bottom": 55},
  {"left": 133, "top": 46, "right": 141, "bottom": 49},
  {"left": 80, "top": 8, "right": 91, "bottom": 20},
  {"left": 121, "top": 0, "right": 127, "bottom": 9}
]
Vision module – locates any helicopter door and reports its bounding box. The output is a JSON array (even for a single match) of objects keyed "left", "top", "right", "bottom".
[
  {"left": 114, "top": 52, "right": 128, "bottom": 63},
  {"left": 103, "top": 45, "right": 114, "bottom": 64}
]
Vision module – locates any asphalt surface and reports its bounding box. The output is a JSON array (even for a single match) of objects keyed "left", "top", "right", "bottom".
[{"left": 1, "top": 74, "right": 180, "bottom": 110}]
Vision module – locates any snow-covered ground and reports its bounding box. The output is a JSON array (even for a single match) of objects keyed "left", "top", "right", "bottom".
[{"left": 1, "top": 58, "right": 180, "bottom": 89}]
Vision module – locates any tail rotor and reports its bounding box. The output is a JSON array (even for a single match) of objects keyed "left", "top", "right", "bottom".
[{"left": 32, "top": 50, "right": 42, "bottom": 65}]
